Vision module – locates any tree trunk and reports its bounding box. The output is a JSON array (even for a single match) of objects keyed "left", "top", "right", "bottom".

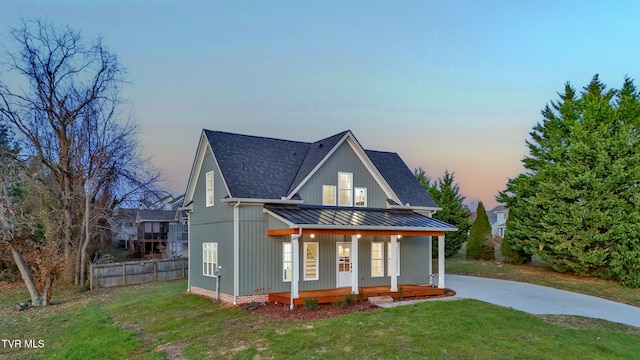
[
  {"left": 8, "top": 241, "right": 46, "bottom": 306},
  {"left": 79, "top": 191, "right": 91, "bottom": 286}
]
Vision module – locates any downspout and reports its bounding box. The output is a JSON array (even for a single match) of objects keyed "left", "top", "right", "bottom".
[
  {"left": 233, "top": 201, "right": 240, "bottom": 304},
  {"left": 187, "top": 212, "right": 191, "bottom": 292},
  {"left": 290, "top": 228, "right": 302, "bottom": 310}
]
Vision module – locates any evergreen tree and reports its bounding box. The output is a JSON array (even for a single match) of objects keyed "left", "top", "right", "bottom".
[
  {"left": 500, "top": 210, "right": 530, "bottom": 264},
  {"left": 466, "top": 202, "right": 494, "bottom": 260},
  {"left": 415, "top": 168, "right": 471, "bottom": 257},
  {"left": 500, "top": 75, "right": 640, "bottom": 286}
]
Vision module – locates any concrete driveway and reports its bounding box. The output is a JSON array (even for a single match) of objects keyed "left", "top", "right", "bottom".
[{"left": 382, "top": 275, "right": 640, "bottom": 328}]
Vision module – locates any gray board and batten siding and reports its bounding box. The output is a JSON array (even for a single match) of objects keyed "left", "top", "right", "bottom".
[
  {"left": 296, "top": 141, "right": 388, "bottom": 208},
  {"left": 188, "top": 150, "right": 235, "bottom": 295}
]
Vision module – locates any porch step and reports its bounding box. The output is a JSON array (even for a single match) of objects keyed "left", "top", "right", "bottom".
[{"left": 368, "top": 295, "right": 394, "bottom": 305}]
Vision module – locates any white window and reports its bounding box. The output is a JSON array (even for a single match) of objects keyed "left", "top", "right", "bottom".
[
  {"left": 371, "top": 242, "right": 383, "bottom": 277},
  {"left": 304, "top": 242, "right": 319, "bottom": 280},
  {"left": 338, "top": 172, "right": 353, "bottom": 206},
  {"left": 283, "top": 242, "right": 292, "bottom": 282},
  {"left": 387, "top": 242, "right": 400, "bottom": 276},
  {"left": 322, "top": 185, "right": 336, "bottom": 206},
  {"left": 203, "top": 242, "right": 218, "bottom": 277},
  {"left": 205, "top": 171, "right": 214, "bottom": 207},
  {"left": 355, "top": 187, "right": 367, "bottom": 207}
]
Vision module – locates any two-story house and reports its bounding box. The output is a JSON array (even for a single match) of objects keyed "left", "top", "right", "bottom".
[
  {"left": 488, "top": 204, "right": 508, "bottom": 237},
  {"left": 182, "top": 130, "right": 457, "bottom": 306}
]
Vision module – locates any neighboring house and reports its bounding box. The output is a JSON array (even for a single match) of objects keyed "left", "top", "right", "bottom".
[
  {"left": 136, "top": 209, "right": 180, "bottom": 257},
  {"left": 488, "top": 204, "right": 508, "bottom": 237},
  {"left": 111, "top": 208, "right": 139, "bottom": 249},
  {"left": 182, "top": 129, "right": 457, "bottom": 305}
]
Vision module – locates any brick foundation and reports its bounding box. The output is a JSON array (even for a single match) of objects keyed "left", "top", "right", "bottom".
[{"left": 189, "top": 285, "right": 268, "bottom": 304}]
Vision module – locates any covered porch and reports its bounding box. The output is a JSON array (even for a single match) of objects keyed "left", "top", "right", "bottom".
[
  {"left": 264, "top": 205, "right": 457, "bottom": 309},
  {"left": 269, "top": 284, "right": 446, "bottom": 308}
]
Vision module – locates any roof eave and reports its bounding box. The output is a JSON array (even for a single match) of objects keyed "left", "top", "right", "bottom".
[{"left": 222, "top": 197, "right": 304, "bottom": 205}]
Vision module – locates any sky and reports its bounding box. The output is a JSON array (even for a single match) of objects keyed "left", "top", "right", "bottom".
[{"left": 2, "top": 1, "right": 640, "bottom": 210}]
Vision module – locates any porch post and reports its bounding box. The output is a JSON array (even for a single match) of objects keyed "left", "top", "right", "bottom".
[
  {"left": 351, "top": 235, "right": 359, "bottom": 295},
  {"left": 427, "top": 236, "right": 433, "bottom": 285},
  {"left": 291, "top": 233, "right": 300, "bottom": 309},
  {"left": 390, "top": 235, "right": 398, "bottom": 292},
  {"left": 438, "top": 235, "right": 445, "bottom": 289}
]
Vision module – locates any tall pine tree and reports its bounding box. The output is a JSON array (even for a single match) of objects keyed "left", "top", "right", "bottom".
[
  {"left": 499, "top": 75, "right": 640, "bottom": 286},
  {"left": 415, "top": 168, "right": 471, "bottom": 257}
]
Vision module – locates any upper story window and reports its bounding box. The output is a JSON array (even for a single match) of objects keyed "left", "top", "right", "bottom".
[
  {"left": 355, "top": 187, "right": 367, "bottom": 207},
  {"left": 205, "top": 171, "right": 214, "bottom": 207},
  {"left": 338, "top": 172, "right": 353, "bottom": 206},
  {"left": 322, "top": 185, "right": 336, "bottom": 206}
]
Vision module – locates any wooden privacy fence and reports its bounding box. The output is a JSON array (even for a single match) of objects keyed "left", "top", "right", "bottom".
[{"left": 90, "top": 258, "right": 188, "bottom": 289}]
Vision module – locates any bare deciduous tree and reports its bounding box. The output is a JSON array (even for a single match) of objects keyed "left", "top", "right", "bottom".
[{"left": 0, "top": 19, "right": 161, "bottom": 288}]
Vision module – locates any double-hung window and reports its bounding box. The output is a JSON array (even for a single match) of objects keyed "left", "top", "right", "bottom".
[
  {"left": 203, "top": 242, "right": 218, "bottom": 277},
  {"left": 304, "top": 242, "right": 319, "bottom": 280},
  {"left": 338, "top": 172, "right": 353, "bottom": 206},
  {"left": 371, "top": 242, "right": 384, "bottom": 277},
  {"left": 322, "top": 185, "right": 336, "bottom": 206},
  {"left": 283, "top": 242, "right": 292, "bottom": 282},
  {"left": 205, "top": 171, "right": 214, "bottom": 207}
]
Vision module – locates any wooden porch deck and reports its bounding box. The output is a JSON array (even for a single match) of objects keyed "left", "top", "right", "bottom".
[{"left": 268, "top": 285, "right": 445, "bottom": 307}]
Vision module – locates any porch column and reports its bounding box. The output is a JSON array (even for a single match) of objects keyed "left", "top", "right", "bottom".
[
  {"left": 390, "top": 235, "right": 398, "bottom": 292},
  {"left": 351, "top": 235, "right": 359, "bottom": 295},
  {"left": 427, "top": 236, "right": 433, "bottom": 285},
  {"left": 438, "top": 235, "right": 445, "bottom": 289},
  {"left": 291, "top": 233, "right": 300, "bottom": 309}
]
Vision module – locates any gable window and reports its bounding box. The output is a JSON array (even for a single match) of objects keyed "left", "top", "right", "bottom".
[
  {"left": 304, "top": 242, "right": 319, "bottom": 280},
  {"left": 338, "top": 172, "right": 353, "bottom": 206},
  {"left": 205, "top": 171, "right": 214, "bottom": 207},
  {"left": 371, "top": 242, "right": 383, "bottom": 277},
  {"left": 283, "top": 242, "right": 292, "bottom": 282},
  {"left": 387, "top": 242, "right": 400, "bottom": 276},
  {"left": 203, "top": 242, "right": 218, "bottom": 277},
  {"left": 355, "top": 187, "right": 367, "bottom": 207},
  {"left": 322, "top": 185, "right": 336, "bottom": 206}
]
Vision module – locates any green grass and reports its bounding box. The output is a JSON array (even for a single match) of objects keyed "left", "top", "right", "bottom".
[{"left": 1, "top": 278, "right": 639, "bottom": 359}]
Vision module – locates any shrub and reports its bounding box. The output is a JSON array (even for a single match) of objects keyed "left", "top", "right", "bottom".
[
  {"left": 302, "top": 298, "right": 319, "bottom": 311},
  {"left": 333, "top": 294, "right": 356, "bottom": 309},
  {"left": 466, "top": 202, "right": 495, "bottom": 261}
]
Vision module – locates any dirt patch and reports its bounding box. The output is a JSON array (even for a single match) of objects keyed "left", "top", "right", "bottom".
[{"left": 537, "top": 314, "right": 640, "bottom": 336}]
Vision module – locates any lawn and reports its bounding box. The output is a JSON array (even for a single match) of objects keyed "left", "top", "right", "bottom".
[{"left": 1, "top": 275, "right": 639, "bottom": 359}]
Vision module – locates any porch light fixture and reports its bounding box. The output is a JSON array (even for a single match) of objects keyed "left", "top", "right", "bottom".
[
  {"left": 310, "top": 234, "right": 315, "bottom": 238},
  {"left": 397, "top": 235, "right": 402, "bottom": 239},
  {"left": 357, "top": 234, "right": 361, "bottom": 239}
]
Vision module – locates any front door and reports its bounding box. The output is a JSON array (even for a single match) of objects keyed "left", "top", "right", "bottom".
[{"left": 337, "top": 243, "right": 351, "bottom": 287}]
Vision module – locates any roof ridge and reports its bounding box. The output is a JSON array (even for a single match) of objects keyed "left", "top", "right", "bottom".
[
  {"left": 204, "top": 129, "right": 311, "bottom": 146},
  {"left": 285, "top": 130, "right": 351, "bottom": 195}
]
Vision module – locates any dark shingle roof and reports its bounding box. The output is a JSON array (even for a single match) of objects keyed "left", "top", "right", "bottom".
[
  {"left": 287, "top": 131, "right": 349, "bottom": 194},
  {"left": 138, "top": 210, "right": 178, "bottom": 222},
  {"left": 203, "top": 129, "right": 439, "bottom": 208},
  {"left": 205, "top": 130, "right": 309, "bottom": 199},
  {"left": 365, "top": 150, "right": 438, "bottom": 208},
  {"left": 265, "top": 205, "right": 455, "bottom": 230}
]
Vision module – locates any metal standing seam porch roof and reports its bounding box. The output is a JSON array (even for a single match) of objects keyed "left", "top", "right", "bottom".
[{"left": 264, "top": 205, "right": 457, "bottom": 232}]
